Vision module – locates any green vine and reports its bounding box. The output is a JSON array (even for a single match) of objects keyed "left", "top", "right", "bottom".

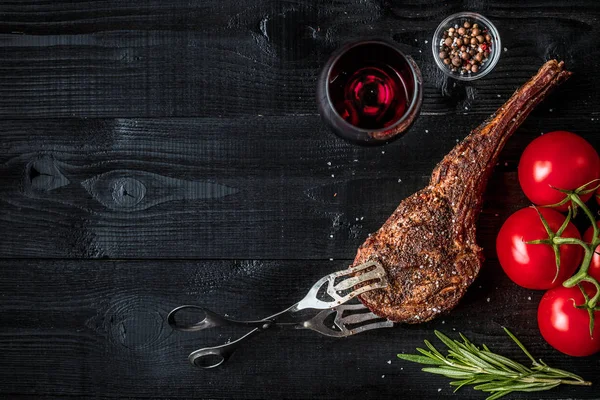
[{"left": 527, "top": 179, "right": 600, "bottom": 336}]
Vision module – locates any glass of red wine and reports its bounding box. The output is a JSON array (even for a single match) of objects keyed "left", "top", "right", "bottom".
[{"left": 317, "top": 39, "right": 423, "bottom": 145}]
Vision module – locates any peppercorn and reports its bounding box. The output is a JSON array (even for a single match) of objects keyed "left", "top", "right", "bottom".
[{"left": 438, "top": 18, "right": 494, "bottom": 76}]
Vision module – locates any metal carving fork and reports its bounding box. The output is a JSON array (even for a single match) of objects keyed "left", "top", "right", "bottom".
[{"left": 168, "top": 261, "right": 393, "bottom": 368}]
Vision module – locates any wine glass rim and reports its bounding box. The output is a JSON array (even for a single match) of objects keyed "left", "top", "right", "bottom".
[{"left": 323, "top": 38, "right": 422, "bottom": 134}]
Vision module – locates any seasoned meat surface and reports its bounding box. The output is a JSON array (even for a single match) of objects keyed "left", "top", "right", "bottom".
[{"left": 353, "top": 60, "right": 572, "bottom": 323}]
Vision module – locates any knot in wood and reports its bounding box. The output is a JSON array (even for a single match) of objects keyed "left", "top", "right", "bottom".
[{"left": 111, "top": 177, "right": 146, "bottom": 208}]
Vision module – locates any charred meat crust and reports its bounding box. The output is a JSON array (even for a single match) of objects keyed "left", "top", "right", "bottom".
[{"left": 353, "top": 60, "right": 572, "bottom": 323}]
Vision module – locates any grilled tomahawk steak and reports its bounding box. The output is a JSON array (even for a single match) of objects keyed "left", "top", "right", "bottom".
[{"left": 353, "top": 60, "right": 572, "bottom": 323}]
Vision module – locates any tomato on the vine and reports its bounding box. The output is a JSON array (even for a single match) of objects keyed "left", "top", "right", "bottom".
[
  {"left": 518, "top": 131, "right": 600, "bottom": 211},
  {"left": 582, "top": 223, "right": 600, "bottom": 282},
  {"left": 496, "top": 207, "right": 583, "bottom": 290},
  {"left": 538, "top": 283, "right": 600, "bottom": 357}
]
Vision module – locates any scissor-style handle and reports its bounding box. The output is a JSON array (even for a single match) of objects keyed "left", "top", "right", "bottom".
[
  {"left": 188, "top": 323, "right": 272, "bottom": 368},
  {"left": 167, "top": 305, "right": 269, "bottom": 332}
]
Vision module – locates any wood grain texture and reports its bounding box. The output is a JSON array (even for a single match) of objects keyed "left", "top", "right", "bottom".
[
  {"left": 3, "top": 112, "right": 597, "bottom": 259},
  {"left": 0, "top": 0, "right": 599, "bottom": 118},
  {"left": 2, "top": 0, "right": 600, "bottom": 399},
  {"left": 0, "top": 259, "right": 598, "bottom": 399}
]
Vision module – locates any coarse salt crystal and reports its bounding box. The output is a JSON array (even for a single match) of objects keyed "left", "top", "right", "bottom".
[
  {"left": 331, "top": 174, "right": 335, "bottom": 177},
  {"left": 503, "top": 47, "right": 508, "bottom": 52},
  {"left": 487, "top": 297, "right": 491, "bottom": 302},
  {"left": 382, "top": 375, "right": 385, "bottom": 378},
  {"left": 327, "top": 161, "right": 331, "bottom": 166},
  {"left": 528, "top": 296, "right": 532, "bottom": 300},
  {"left": 387, "top": 360, "right": 392, "bottom": 364}
]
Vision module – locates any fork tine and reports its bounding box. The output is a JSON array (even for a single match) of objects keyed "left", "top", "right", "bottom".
[
  {"left": 291, "top": 261, "right": 388, "bottom": 312},
  {"left": 303, "top": 303, "right": 393, "bottom": 337}
]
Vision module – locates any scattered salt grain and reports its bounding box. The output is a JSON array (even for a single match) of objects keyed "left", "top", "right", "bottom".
[
  {"left": 504, "top": 162, "right": 508, "bottom": 166},
  {"left": 331, "top": 174, "right": 335, "bottom": 177},
  {"left": 356, "top": 217, "right": 359, "bottom": 221},
  {"left": 528, "top": 296, "right": 532, "bottom": 301},
  {"left": 442, "top": 320, "right": 445, "bottom": 324},
  {"left": 398, "top": 178, "right": 402, "bottom": 183},
  {"left": 425, "top": 129, "right": 429, "bottom": 133},
  {"left": 329, "top": 258, "right": 334, "bottom": 261},
  {"left": 382, "top": 150, "right": 385, "bottom": 154},
  {"left": 549, "top": 108, "right": 553, "bottom": 112},
  {"left": 360, "top": 217, "right": 364, "bottom": 221},
  {"left": 438, "top": 389, "right": 442, "bottom": 392},
  {"left": 503, "top": 47, "right": 508, "bottom": 52},
  {"left": 401, "top": 367, "right": 404, "bottom": 370},
  {"left": 327, "top": 161, "right": 331, "bottom": 166},
  {"left": 353, "top": 159, "right": 358, "bottom": 162},
  {"left": 456, "top": 138, "right": 459, "bottom": 143},
  {"left": 329, "top": 234, "right": 334, "bottom": 238},
  {"left": 415, "top": 38, "right": 418, "bottom": 42},
  {"left": 424, "top": 40, "right": 428, "bottom": 44},
  {"left": 487, "top": 298, "right": 491, "bottom": 302},
  {"left": 495, "top": 214, "right": 499, "bottom": 217},
  {"left": 387, "top": 360, "right": 392, "bottom": 364},
  {"left": 382, "top": 375, "right": 385, "bottom": 378},
  {"left": 497, "top": 94, "right": 501, "bottom": 98},
  {"left": 465, "top": 106, "right": 469, "bottom": 110}
]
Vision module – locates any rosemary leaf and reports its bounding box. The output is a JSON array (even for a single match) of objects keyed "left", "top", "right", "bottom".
[
  {"left": 397, "top": 328, "right": 592, "bottom": 398},
  {"left": 421, "top": 367, "right": 476, "bottom": 379},
  {"left": 396, "top": 354, "right": 441, "bottom": 365}
]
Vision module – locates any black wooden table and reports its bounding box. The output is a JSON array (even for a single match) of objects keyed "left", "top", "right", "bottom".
[{"left": 1, "top": 1, "right": 599, "bottom": 399}]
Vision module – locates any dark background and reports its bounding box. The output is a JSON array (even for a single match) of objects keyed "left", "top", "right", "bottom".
[{"left": 1, "top": 1, "right": 599, "bottom": 399}]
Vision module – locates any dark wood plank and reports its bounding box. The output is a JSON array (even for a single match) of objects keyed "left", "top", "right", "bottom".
[
  {"left": 3, "top": 110, "right": 596, "bottom": 259},
  {"left": 0, "top": 259, "right": 597, "bottom": 399},
  {"left": 0, "top": 0, "right": 599, "bottom": 118}
]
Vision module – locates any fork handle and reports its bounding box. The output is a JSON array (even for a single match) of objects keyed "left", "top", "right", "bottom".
[
  {"left": 168, "top": 305, "right": 272, "bottom": 332},
  {"left": 188, "top": 324, "right": 270, "bottom": 368}
]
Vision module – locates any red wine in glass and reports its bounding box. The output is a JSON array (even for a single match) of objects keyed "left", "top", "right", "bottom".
[{"left": 317, "top": 40, "right": 423, "bottom": 144}]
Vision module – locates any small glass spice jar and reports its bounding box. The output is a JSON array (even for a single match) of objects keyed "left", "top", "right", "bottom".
[{"left": 432, "top": 12, "right": 501, "bottom": 81}]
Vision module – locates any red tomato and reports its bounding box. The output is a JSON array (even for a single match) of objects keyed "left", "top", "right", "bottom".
[
  {"left": 518, "top": 131, "right": 600, "bottom": 211},
  {"left": 538, "top": 283, "right": 600, "bottom": 357},
  {"left": 582, "top": 223, "right": 600, "bottom": 282},
  {"left": 496, "top": 207, "right": 583, "bottom": 290}
]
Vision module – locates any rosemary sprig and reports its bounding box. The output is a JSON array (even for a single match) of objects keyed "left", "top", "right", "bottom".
[{"left": 397, "top": 328, "right": 591, "bottom": 400}]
